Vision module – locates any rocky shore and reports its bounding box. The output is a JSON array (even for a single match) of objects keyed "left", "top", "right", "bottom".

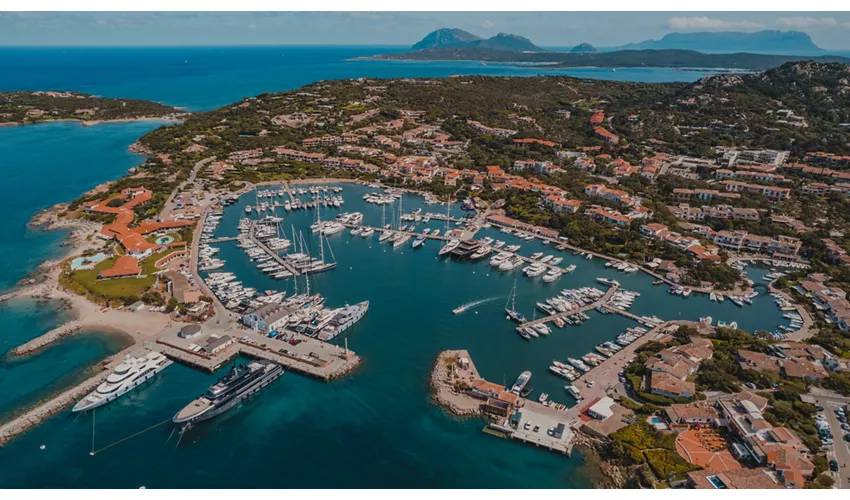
[{"left": 429, "top": 350, "right": 482, "bottom": 418}]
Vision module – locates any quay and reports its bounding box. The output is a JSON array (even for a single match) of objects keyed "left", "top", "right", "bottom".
[
  {"left": 155, "top": 325, "right": 359, "bottom": 382},
  {"left": 520, "top": 283, "right": 620, "bottom": 329},
  {"left": 9, "top": 321, "right": 83, "bottom": 356},
  {"left": 430, "top": 350, "right": 575, "bottom": 455},
  {"left": 248, "top": 220, "right": 301, "bottom": 277}
]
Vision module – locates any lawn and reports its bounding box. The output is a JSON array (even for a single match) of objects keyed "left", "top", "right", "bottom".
[{"left": 68, "top": 248, "right": 172, "bottom": 301}]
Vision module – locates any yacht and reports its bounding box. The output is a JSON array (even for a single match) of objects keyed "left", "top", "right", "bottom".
[
  {"left": 510, "top": 371, "right": 532, "bottom": 395},
  {"left": 412, "top": 235, "right": 427, "bottom": 249},
  {"left": 542, "top": 269, "right": 563, "bottom": 283},
  {"left": 173, "top": 360, "right": 284, "bottom": 429},
  {"left": 523, "top": 262, "right": 547, "bottom": 277},
  {"left": 360, "top": 227, "right": 375, "bottom": 238},
  {"left": 499, "top": 256, "right": 523, "bottom": 271},
  {"left": 73, "top": 352, "right": 172, "bottom": 412},
  {"left": 439, "top": 239, "right": 460, "bottom": 256}
]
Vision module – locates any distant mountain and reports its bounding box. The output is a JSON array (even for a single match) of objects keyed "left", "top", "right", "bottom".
[
  {"left": 570, "top": 43, "right": 598, "bottom": 54},
  {"left": 412, "top": 28, "right": 482, "bottom": 51},
  {"left": 410, "top": 29, "right": 544, "bottom": 53},
  {"left": 615, "top": 30, "right": 823, "bottom": 55}
]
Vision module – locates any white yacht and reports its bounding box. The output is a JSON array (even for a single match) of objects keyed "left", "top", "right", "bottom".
[{"left": 73, "top": 351, "right": 172, "bottom": 412}]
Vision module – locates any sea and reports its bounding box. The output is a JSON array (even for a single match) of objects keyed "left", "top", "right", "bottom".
[{"left": 0, "top": 46, "right": 787, "bottom": 488}]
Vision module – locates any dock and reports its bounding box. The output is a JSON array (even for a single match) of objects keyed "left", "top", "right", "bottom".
[
  {"left": 155, "top": 327, "right": 358, "bottom": 381},
  {"left": 205, "top": 236, "right": 239, "bottom": 243},
  {"left": 248, "top": 220, "right": 301, "bottom": 277},
  {"left": 520, "top": 282, "right": 620, "bottom": 329}
]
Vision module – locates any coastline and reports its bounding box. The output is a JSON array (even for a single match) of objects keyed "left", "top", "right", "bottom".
[{"left": 0, "top": 114, "right": 185, "bottom": 129}]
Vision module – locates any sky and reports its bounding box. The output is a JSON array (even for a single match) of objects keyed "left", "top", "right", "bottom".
[{"left": 1, "top": 12, "right": 850, "bottom": 49}]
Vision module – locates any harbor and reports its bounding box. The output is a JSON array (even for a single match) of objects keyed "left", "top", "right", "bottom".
[{"left": 0, "top": 181, "right": 799, "bottom": 487}]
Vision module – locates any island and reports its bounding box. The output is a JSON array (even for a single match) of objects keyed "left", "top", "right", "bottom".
[{"left": 364, "top": 28, "right": 850, "bottom": 71}]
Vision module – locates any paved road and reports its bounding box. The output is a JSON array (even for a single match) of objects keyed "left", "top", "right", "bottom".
[{"left": 810, "top": 395, "right": 850, "bottom": 489}]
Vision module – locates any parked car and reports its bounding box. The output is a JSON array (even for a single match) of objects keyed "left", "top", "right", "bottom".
[
  {"left": 816, "top": 405, "right": 825, "bottom": 411},
  {"left": 830, "top": 459, "right": 839, "bottom": 472},
  {"left": 745, "top": 382, "right": 757, "bottom": 390}
]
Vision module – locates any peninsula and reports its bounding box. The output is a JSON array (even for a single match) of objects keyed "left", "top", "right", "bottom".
[{"left": 0, "top": 90, "right": 184, "bottom": 127}]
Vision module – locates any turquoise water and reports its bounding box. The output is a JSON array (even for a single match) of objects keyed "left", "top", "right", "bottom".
[
  {"left": 0, "top": 47, "right": 775, "bottom": 487},
  {"left": 0, "top": 298, "right": 128, "bottom": 421},
  {"left": 155, "top": 235, "right": 175, "bottom": 245}
]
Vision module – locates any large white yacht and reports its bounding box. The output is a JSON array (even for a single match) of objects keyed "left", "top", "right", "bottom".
[{"left": 72, "top": 351, "right": 172, "bottom": 412}]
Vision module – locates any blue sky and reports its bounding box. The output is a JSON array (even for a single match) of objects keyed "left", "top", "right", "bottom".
[{"left": 1, "top": 12, "right": 850, "bottom": 49}]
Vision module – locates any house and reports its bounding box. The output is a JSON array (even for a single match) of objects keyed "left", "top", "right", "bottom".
[
  {"left": 545, "top": 195, "right": 581, "bottom": 214},
  {"left": 665, "top": 402, "right": 719, "bottom": 425},
  {"left": 203, "top": 335, "right": 235, "bottom": 355},
  {"left": 687, "top": 468, "right": 780, "bottom": 489},
  {"left": 736, "top": 350, "right": 782, "bottom": 373},
  {"left": 593, "top": 126, "right": 619, "bottom": 145},
  {"left": 648, "top": 372, "right": 695, "bottom": 398}
]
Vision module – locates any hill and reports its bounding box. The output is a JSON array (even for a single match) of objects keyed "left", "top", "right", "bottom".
[
  {"left": 411, "top": 28, "right": 481, "bottom": 51},
  {"left": 570, "top": 43, "right": 598, "bottom": 54},
  {"left": 615, "top": 30, "right": 823, "bottom": 55},
  {"left": 410, "top": 28, "right": 543, "bottom": 52}
]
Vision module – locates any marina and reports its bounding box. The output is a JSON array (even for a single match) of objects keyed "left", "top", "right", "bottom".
[{"left": 1, "top": 182, "right": 799, "bottom": 487}]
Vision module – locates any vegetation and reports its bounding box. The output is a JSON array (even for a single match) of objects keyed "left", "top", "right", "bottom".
[
  {"left": 608, "top": 422, "right": 700, "bottom": 485},
  {"left": 0, "top": 91, "right": 179, "bottom": 124}
]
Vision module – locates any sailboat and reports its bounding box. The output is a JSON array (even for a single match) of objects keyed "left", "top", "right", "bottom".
[
  {"left": 505, "top": 279, "right": 526, "bottom": 323},
  {"left": 306, "top": 229, "right": 337, "bottom": 274}
]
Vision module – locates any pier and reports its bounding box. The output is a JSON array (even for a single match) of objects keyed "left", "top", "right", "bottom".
[
  {"left": 601, "top": 304, "right": 663, "bottom": 327},
  {"left": 519, "top": 282, "right": 620, "bottom": 329},
  {"left": 205, "top": 236, "right": 239, "bottom": 243},
  {"left": 248, "top": 220, "right": 301, "bottom": 277},
  {"left": 155, "top": 326, "right": 359, "bottom": 382}
]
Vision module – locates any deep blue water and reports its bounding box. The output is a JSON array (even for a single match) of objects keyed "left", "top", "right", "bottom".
[
  {"left": 0, "top": 46, "right": 780, "bottom": 488},
  {"left": 0, "top": 46, "right": 716, "bottom": 111}
]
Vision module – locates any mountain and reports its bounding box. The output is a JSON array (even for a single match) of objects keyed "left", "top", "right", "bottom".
[
  {"left": 412, "top": 28, "right": 482, "bottom": 51},
  {"left": 570, "top": 43, "right": 598, "bottom": 54},
  {"left": 615, "top": 30, "right": 823, "bottom": 55},
  {"left": 410, "top": 29, "right": 543, "bottom": 53}
]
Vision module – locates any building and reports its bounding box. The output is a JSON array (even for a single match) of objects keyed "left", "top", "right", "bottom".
[
  {"left": 648, "top": 372, "right": 696, "bottom": 398},
  {"left": 203, "top": 335, "right": 235, "bottom": 355},
  {"left": 687, "top": 468, "right": 780, "bottom": 489},
  {"left": 665, "top": 402, "right": 719, "bottom": 425},
  {"left": 241, "top": 303, "right": 296, "bottom": 333},
  {"left": 593, "top": 126, "right": 619, "bottom": 145}
]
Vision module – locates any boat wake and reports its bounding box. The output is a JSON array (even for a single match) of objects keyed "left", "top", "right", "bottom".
[{"left": 453, "top": 296, "right": 501, "bottom": 315}]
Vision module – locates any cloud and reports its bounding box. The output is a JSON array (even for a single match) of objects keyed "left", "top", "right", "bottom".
[
  {"left": 776, "top": 17, "right": 837, "bottom": 29},
  {"left": 666, "top": 17, "right": 765, "bottom": 32},
  {"left": 482, "top": 20, "right": 495, "bottom": 29}
]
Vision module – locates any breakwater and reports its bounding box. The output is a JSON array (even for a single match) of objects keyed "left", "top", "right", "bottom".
[{"left": 10, "top": 321, "right": 83, "bottom": 356}]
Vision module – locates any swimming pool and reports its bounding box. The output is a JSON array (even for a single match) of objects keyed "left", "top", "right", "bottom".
[
  {"left": 70, "top": 252, "right": 106, "bottom": 270},
  {"left": 650, "top": 417, "right": 662, "bottom": 424},
  {"left": 155, "top": 235, "right": 175, "bottom": 245}
]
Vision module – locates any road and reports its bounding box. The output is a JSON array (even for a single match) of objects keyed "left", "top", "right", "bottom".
[{"left": 810, "top": 394, "right": 850, "bottom": 489}]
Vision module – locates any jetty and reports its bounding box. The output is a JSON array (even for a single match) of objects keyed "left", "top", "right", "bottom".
[
  {"left": 205, "top": 236, "right": 239, "bottom": 243},
  {"left": 248, "top": 220, "right": 301, "bottom": 277},
  {"left": 10, "top": 321, "right": 83, "bottom": 356},
  {"left": 520, "top": 282, "right": 620, "bottom": 329},
  {"left": 155, "top": 326, "right": 358, "bottom": 381}
]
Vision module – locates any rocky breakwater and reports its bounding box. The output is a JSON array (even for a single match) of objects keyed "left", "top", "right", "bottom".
[
  {"left": 0, "top": 349, "right": 131, "bottom": 446},
  {"left": 429, "top": 350, "right": 482, "bottom": 417},
  {"left": 10, "top": 321, "right": 83, "bottom": 356}
]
